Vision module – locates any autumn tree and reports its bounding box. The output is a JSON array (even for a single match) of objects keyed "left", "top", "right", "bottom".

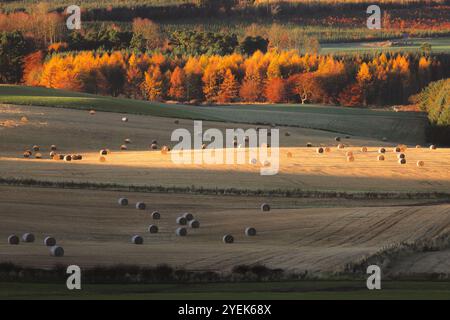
[
  {"left": 168, "top": 66, "right": 187, "bottom": 101},
  {"left": 142, "top": 66, "right": 164, "bottom": 101},
  {"left": 202, "top": 63, "right": 222, "bottom": 103},
  {"left": 265, "top": 77, "right": 286, "bottom": 103},
  {"left": 22, "top": 51, "right": 44, "bottom": 86},
  {"left": 217, "top": 69, "right": 239, "bottom": 103}
]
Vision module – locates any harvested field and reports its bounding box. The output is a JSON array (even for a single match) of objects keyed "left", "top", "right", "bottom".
[{"left": 0, "top": 186, "right": 449, "bottom": 274}]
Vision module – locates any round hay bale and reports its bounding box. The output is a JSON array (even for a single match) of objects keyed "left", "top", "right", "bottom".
[
  {"left": 150, "top": 143, "right": 158, "bottom": 150},
  {"left": 152, "top": 211, "right": 160, "bottom": 220},
  {"left": 316, "top": 147, "right": 324, "bottom": 154},
  {"left": 8, "top": 234, "right": 19, "bottom": 245},
  {"left": 261, "top": 203, "right": 271, "bottom": 212},
  {"left": 76, "top": 155, "right": 83, "bottom": 160},
  {"left": 360, "top": 147, "right": 368, "bottom": 152},
  {"left": 417, "top": 160, "right": 425, "bottom": 167},
  {"left": 32, "top": 145, "right": 40, "bottom": 152},
  {"left": 397, "top": 153, "right": 406, "bottom": 159},
  {"left": 430, "top": 145, "right": 437, "bottom": 150},
  {"left": 202, "top": 143, "right": 207, "bottom": 150},
  {"left": 347, "top": 155, "right": 355, "bottom": 162},
  {"left": 49, "top": 151, "right": 56, "bottom": 158},
  {"left": 136, "top": 202, "right": 146, "bottom": 210},
  {"left": 345, "top": 136, "right": 351, "bottom": 139},
  {"left": 285, "top": 132, "right": 290, "bottom": 137},
  {"left": 148, "top": 225, "right": 158, "bottom": 234},
  {"left": 398, "top": 158, "right": 406, "bottom": 165},
  {"left": 124, "top": 138, "right": 131, "bottom": 144},
  {"left": 120, "top": 144, "right": 128, "bottom": 150},
  {"left": 22, "top": 233, "right": 35, "bottom": 243},
  {"left": 121, "top": 117, "right": 128, "bottom": 122},
  {"left": 346, "top": 151, "right": 353, "bottom": 157},
  {"left": 58, "top": 154, "right": 65, "bottom": 160},
  {"left": 325, "top": 147, "right": 331, "bottom": 153},
  {"left": 394, "top": 147, "right": 401, "bottom": 153},
  {"left": 306, "top": 142, "right": 312, "bottom": 148},
  {"left": 176, "top": 227, "right": 187, "bottom": 236},
  {"left": 23, "top": 151, "right": 31, "bottom": 158},
  {"left": 35, "top": 153, "right": 42, "bottom": 159},
  {"left": 183, "top": 213, "right": 194, "bottom": 221},
  {"left": 152, "top": 140, "right": 158, "bottom": 145},
  {"left": 118, "top": 198, "right": 128, "bottom": 206},
  {"left": 263, "top": 160, "right": 271, "bottom": 167},
  {"left": 286, "top": 152, "right": 293, "bottom": 158},
  {"left": 378, "top": 155, "right": 385, "bottom": 161},
  {"left": 189, "top": 220, "right": 200, "bottom": 229},
  {"left": 415, "top": 145, "right": 421, "bottom": 149},
  {"left": 99, "top": 156, "right": 106, "bottom": 162},
  {"left": 44, "top": 236, "right": 56, "bottom": 247},
  {"left": 337, "top": 144, "right": 345, "bottom": 149},
  {"left": 174, "top": 120, "right": 179, "bottom": 124},
  {"left": 244, "top": 136, "right": 250, "bottom": 143},
  {"left": 89, "top": 110, "right": 96, "bottom": 115},
  {"left": 50, "top": 246, "right": 64, "bottom": 257},
  {"left": 245, "top": 227, "right": 256, "bottom": 236},
  {"left": 176, "top": 216, "right": 188, "bottom": 225},
  {"left": 223, "top": 234, "right": 234, "bottom": 244},
  {"left": 64, "top": 155, "right": 72, "bottom": 162},
  {"left": 161, "top": 146, "right": 170, "bottom": 154},
  {"left": 50, "top": 145, "right": 57, "bottom": 151},
  {"left": 335, "top": 137, "right": 341, "bottom": 142},
  {"left": 100, "top": 149, "right": 108, "bottom": 155},
  {"left": 378, "top": 148, "right": 386, "bottom": 154},
  {"left": 131, "top": 235, "right": 143, "bottom": 245},
  {"left": 233, "top": 141, "right": 238, "bottom": 148},
  {"left": 250, "top": 158, "right": 258, "bottom": 165}
]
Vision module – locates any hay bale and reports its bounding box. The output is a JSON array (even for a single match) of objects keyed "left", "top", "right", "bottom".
[
  {"left": 183, "top": 213, "right": 194, "bottom": 221},
  {"left": 325, "top": 147, "right": 331, "bottom": 153},
  {"left": 285, "top": 132, "right": 290, "bottom": 137},
  {"left": 136, "top": 202, "right": 146, "bottom": 210},
  {"left": 99, "top": 156, "right": 106, "bottom": 162},
  {"left": 131, "top": 235, "right": 143, "bottom": 245},
  {"left": 416, "top": 145, "right": 421, "bottom": 149},
  {"left": 189, "top": 220, "right": 200, "bottom": 229},
  {"left": 223, "top": 234, "right": 234, "bottom": 244},
  {"left": 121, "top": 117, "right": 128, "bottom": 122},
  {"left": 35, "top": 153, "right": 42, "bottom": 159},
  {"left": 430, "top": 145, "right": 437, "bottom": 150},
  {"left": 316, "top": 147, "right": 324, "bottom": 154},
  {"left": 176, "top": 227, "right": 187, "bottom": 236},
  {"left": 44, "top": 236, "right": 56, "bottom": 247},
  {"left": 50, "top": 246, "right": 64, "bottom": 257},
  {"left": 22, "top": 233, "right": 35, "bottom": 243},
  {"left": 261, "top": 203, "right": 271, "bottom": 212},
  {"left": 23, "top": 151, "right": 31, "bottom": 158},
  {"left": 398, "top": 158, "right": 406, "bottom": 165},
  {"left": 394, "top": 147, "right": 401, "bottom": 153},
  {"left": 124, "top": 138, "right": 131, "bottom": 144},
  {"left": 202, "top": 143, "right": 207, "bottom": 150},
  {"left": 75, "top": 155, "right": 83, "bottom": 160},
  {"left": 50, "top": 151, "right": 56, "bottom": 158},
  {"left": 306, "top": 142, "right": 312, "bottom": 147},
  {"left": 100, "top": 149, "right": 108, "bottom": 155},
  {"left": 120, "top": 144, "right": 128, "bottom": 150},
  {"left": 397, "top": 153, "right": 406, "bottom": 159},
  {"left": 64, "top": 155, "right": 72, "bottom": 162},
  {"left": 347, "top": 155, "right": 355, "bottom": 162},
  {"left": 32, "top": 145, "right": 40, "bottom": 152},
  {"left": 118, "top": 198, "right": 128, "bottom": 206},
  {"left": 378, "top": 148, "right": 386, "bottom": 154},
  {"left": 337, "top": 144, "right": 345, "bottom": 149},
  {"left": 8, "top": 234, "right": 19, "bottom": 245},
  {"left": 152, "top": 211, "right": 161, "bottom": 220},
  {"left": 176, "top": 216, "right": 188, "bottom": 225},
  {"left": 148, "top": 225, "right": 159, "bottom": 234},
  {"left": 360, "top": 147, "right": 368, "bottom": 152},
  {"left": 233, "top": 141, "right": 238, "bottom": 148},
  {"left": 244, "top": 136, "right": 250, "bottom": 143},
  {"left": 174, "top": 120, "right": 179, "bottom": 124},
  {"left": 346, "top": 151, "right": 353, "bottom": 157},
  {"left": 345, "top": 136, "right": 351, "bottom": 139},
  {"left": 245, "top": 227, "right": 256, "bottom": 236},
  {"left": 417, "top": 160, "right": 425, "bottom": 167},
  {"left": 150, "top": 143, "right": 158, "bottom": 150},
  {"left": 263, "top": 160, "right": 271, "bottom": 167},
  {"left": 335, "top": 137, "right": 341, "bottom": 142},
  {"left": 152, "top": 140, "right": 158, "bottom": 145},
  {"left": 161, "top": 146, "right": 170, "bottom": 154},
  {"left": 89, "top": 110, "right": 96, "bottom": 115},
  {"left": 286, "top": 152, "right": 293, "bottom": 158},
  {"left": 378, "top": 155, "right": 385, "bottom": 161}
]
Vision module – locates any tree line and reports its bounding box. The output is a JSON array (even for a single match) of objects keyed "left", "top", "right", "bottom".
[{"left": 21, "top": 49, "right": 449, "bottom": 107}]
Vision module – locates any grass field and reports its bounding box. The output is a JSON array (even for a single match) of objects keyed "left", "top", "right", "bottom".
[
  {"left": 0, "top": 86, "right": 428, "bottom": 143},
  {"left": 2, "top": 281, "right": 450, "bottom": 300}
]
